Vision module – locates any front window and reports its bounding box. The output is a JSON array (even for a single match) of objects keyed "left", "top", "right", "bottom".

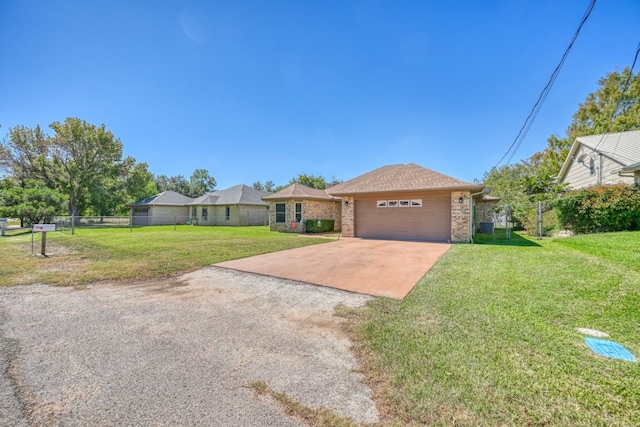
[
  {"left": 225, "top": 206, "right": 230, "bottom": 221},
  {"left": 202, "top": 208, "right": 208, "bottom": 221},
  {"left": 275, "top": 203, "right": 286, "bottom": 223},
  {"left": 295, "top": 202, "right": 303, "bottom": 222},
  {"left": 191, "top": 207, "right": 197, "bottom": 218}
]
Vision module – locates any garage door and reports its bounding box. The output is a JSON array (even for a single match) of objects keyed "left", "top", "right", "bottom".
[{"left": 354, "top": 192, "right": 451, "bottom": 242}]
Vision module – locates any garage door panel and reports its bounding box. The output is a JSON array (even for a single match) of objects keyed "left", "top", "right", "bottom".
[{"left": 355, "top": 193, "right": 451, "bottom": 242}]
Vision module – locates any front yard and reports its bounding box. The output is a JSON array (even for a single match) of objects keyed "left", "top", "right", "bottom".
[
  {"left": 349, "top": 230, "right": 640, "bottom": 426},
  {"left": 1, "top": 226, "right": 638, "bottom": 426},
  {"left": 0, "top": 225, "right": 329, "bottom": 287}
]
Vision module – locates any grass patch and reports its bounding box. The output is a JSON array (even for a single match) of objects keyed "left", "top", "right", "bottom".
[
  {"left": 351, "top": 231, "right": 640, "bottom": 426},
  {"left": 247, "top": 381, "right": 357, "bottom": 427},
  {"left": 0, "top": 225, "right": 330, "bottom": 287}
]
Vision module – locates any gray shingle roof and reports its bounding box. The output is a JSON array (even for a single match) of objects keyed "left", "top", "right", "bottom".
[
  {"left": 557, "top": 130, "right": 640, "bottom": 183},
  {"left": 574, "top": 130, "right": 640, "bottom": 164},
  {"left": 131, "top": 191, "right": 194, "bottom": 206},
  {"left": 327, "top": 163, "right": 483, "bottom": 195},
  {"left": 189, "top": 185, "right": 272, "bottom": 206},
  {"left": 262, "top": 183, "right": 340, "bottom": 201}
]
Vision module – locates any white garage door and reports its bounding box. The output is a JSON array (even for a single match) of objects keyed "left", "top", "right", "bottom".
[{"left": 354, "top": 192, "right": 451, "bottom": 241}]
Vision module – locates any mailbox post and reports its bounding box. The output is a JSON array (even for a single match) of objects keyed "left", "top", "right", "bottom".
[{"left": 32, "top": 224, "right": 56, "bottom": 256}]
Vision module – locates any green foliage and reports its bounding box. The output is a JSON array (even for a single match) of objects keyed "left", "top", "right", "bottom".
[
  {"left": 556, "top": 184, "right": 640, "bottom": 233},
  {"left": 305, "top": 219, "right": 334, "bottom": 233},
  {"left": 0, "top": 179, "right": 67, "bottom": 225},
  {"left": 280, "top": 173, "right": 342, "bottom": 191},
  {"left": 483, "top": 67, "right": 639, "bottom": 225},
  {"left": 154, "top": 169, "right": 216, "bottom": 198},
  {"left": 252, "top": 180, "right": 275, "bottom": 192},
  {"left": 0, "top": 118, "right": 152, "bottom": 216}
]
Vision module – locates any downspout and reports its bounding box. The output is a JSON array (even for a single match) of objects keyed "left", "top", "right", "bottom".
[
  {"left": 469, "top": 190, "right": 484, "bottom": 244},
  {"left": 598, "top": 153, "right": 603, "bottom": 184}
]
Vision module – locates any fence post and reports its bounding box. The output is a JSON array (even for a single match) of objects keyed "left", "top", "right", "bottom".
[
  {"left": 537, "top": 201, "right": 543, "bottom": 240},
  {"left": 505, "top": 205, "right": 511, "bottom": 240},
  {"left": 71, "top": 216, "right": 75, "bottom": 235}
]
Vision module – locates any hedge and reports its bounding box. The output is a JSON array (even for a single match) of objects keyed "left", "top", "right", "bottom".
[
  {"left": 305, "top": 219, "right": 334, "bottom": 233},
  {"left": 555, "top": 184, "right": 640, "bottom": 233}
]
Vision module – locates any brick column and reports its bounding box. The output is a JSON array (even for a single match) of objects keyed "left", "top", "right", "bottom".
[
  {"left": 450, "top": 191, "right": 471, "bottom": 243},
  {"left": 340, "top": 197, "right": 355, "bottom": 237}
]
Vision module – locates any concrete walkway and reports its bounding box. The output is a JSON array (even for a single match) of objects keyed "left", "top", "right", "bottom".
[{"left": 215, "top": 238, "right": 451, "bottom": 299}]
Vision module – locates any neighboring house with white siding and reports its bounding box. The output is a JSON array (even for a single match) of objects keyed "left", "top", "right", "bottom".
[
  {"left": 556, "top": 130, "right": 640, "bottom": 189},
  {"left": 129, "top": 191, "right": 194, "bottom": 225}
]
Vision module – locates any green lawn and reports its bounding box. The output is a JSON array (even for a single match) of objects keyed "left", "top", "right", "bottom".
[
  {"left": 2, "top": 226, "right": 638, "bottom": 426},
  {"left": 349, "top": 230, "right": 640, "bottom": 426},
  {"left": 0, "top": 225, "right": 330, "bottom": 287}
]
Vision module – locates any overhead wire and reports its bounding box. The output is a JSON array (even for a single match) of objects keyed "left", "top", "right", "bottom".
[
  {"left": 493, "top": 0, "right": 597, "bottom": 169},
  {"left": 591, "top": 41, "right": 640, "bottom": 155}
]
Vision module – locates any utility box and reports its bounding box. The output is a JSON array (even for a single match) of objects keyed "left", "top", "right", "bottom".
[
  {"left": 479, "top": 222, "right": 494, "bottom": 234},
  {"left": 0, "top": 218, "right": 6, "bottom": 237}
]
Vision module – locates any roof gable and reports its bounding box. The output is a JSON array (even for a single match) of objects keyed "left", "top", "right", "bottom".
[
  {"left": 328, "top": 163, "right": 482, "bottom": 195},
  {"left": 131, "top": 191, "right": 194, "bottom": 206},
  {"left": 262, "top": 183, "right": 340, "bottom": 201},
  {"left": 189, "top": 184, "right": 272, "bottom": 206},
  {"left": 557, "top": 130, "right": 640, "bottom": 183}
]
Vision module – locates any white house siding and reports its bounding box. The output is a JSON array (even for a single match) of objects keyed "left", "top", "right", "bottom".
[
  {"left": 150, "top": 206, "right": 190, "bottom": 225},
  {"left": 564, "top": 146, "right": 634, "bottom": 189}
]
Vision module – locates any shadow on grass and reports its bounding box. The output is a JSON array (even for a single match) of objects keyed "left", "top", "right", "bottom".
[
  {"left": 473, "top": 228, "right": 541, "bottom": 247},
  {"left": 1, "top": 228, "right": 33, "bottom": 237}
]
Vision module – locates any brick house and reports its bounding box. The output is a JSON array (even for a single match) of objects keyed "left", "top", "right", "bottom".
[
  {"left": 328, "top": 163, "right": 488, "bottom": 243},
  {"left": 262, "top": 183, "right": 342, "bottom": 232}
]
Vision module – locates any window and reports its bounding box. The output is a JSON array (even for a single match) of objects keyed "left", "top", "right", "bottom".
[
  {"left": 295, "top": 202, "right": 303, "bottom": 222},
  {"left": 191, "top": 207, "right": 197, "bottom": 218},
  {"left": 589, "top": 158, "right": 595, "bottom": 176},
  {"left": 202, "top": 207, "right": 208, "bottom": 221},
  {"left": 225, "top": 206, "right": 230, "bottom": 221},
  {"left": 275, "top": 203, "right": 286, "bottom": 223}
]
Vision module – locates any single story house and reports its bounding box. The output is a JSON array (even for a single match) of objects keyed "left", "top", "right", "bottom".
[
  {"left": 188, "top": 185, "right": 272, "bottom": 226},
  {"left": 618, "top": 161, "right": 640, "bottom": 187},
  {"left": 129, "top": 191, "right": 194, "bottom": 225},
  {"left": 556, "top": 130, "right": 640, "bottom": 189},
  {"left": 327, "top": 163, "right": 487, "bottom": 243},
  {"left": 262, "top": 183, "right": 342, "bottom": 232}
]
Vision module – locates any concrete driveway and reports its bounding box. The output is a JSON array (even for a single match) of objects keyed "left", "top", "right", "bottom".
[{"left": 216, "top": 238, "right": 451, "bottom": 299}]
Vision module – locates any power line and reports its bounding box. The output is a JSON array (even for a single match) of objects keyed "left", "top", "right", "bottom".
[
  {"left": 592, "top": 41, "right": 640, "bottom": 154},
  {"left": 493, "top": 0, "right": 597, "bottom": 169}
]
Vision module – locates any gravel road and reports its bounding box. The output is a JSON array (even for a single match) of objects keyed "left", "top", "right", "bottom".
[{"left": 0, "top": 267, "right": 377, "bottom": 426}]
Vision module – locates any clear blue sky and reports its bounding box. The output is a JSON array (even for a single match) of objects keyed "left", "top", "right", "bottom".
[{"left": 1, "top": 0, "right": 638, "bottom": 190}]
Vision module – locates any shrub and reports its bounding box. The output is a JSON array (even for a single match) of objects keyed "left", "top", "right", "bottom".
[
  {"left": 305, "top": 219, "right": 334, "bottom": 233},
  {"left": 555, "top": 184, "right": 640, "bottom": 233}
]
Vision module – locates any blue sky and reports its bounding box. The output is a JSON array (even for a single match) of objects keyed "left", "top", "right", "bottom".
[{"left": 1, "top": 0, "right": 638, "bottom": 190}]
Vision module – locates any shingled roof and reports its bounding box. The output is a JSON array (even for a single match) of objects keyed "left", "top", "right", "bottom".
[
  {"left": 131, "top": 191, "right": 194, "bottom": 206},
  {"left": 328, "top": 163, "right": 483, "bottom": 195},
  {"left": 189, "top": 185, "right": 271, "bottom": 206},
  {"left": 262, "top": 183, "right": 340, "bottom": 201}
]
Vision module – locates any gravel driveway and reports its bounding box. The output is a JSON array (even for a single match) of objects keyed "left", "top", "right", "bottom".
[{"left": 0, "top": 267, "right": 377, "bottom": 426}]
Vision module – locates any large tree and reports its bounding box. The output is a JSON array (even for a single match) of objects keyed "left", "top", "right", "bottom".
[
  {"left": 0, "top": 117, "right": 154, "bottom": 216},
  {"left": 485, "top": 67, "right": 640, "bottom": 204},
  {"left": 538, "top": 66, "right": 640, "bottom": 175}
]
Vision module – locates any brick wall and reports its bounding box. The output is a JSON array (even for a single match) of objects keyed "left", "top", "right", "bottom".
[
  {"left": 341, "top": 197, "right": 355, "bottom": 237},
  {"left": 450, "top": 191, "right": 471, "bottom": 243},
  {"left": 267, "top": 199, "right": 342, "bottom": 232}
]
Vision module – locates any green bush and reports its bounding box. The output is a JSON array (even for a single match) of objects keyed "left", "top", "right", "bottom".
[
  {"left": 305, "top": 219, "right": 334, "bottom": 233},
  {"left": 555, "top": 184, "right": 640, "bottom": 233}
]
